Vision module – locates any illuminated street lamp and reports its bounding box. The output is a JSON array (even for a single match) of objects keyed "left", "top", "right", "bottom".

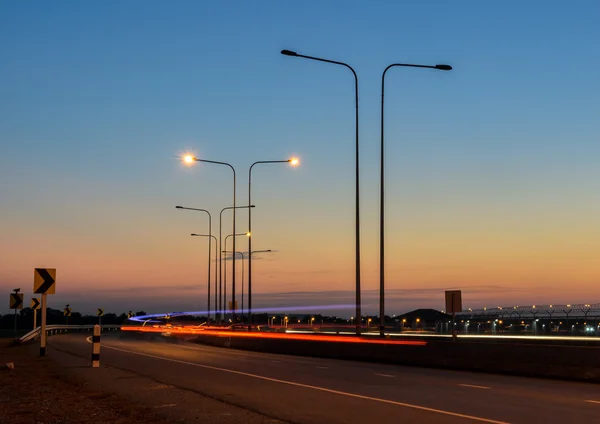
[
  {"left": 223, "top": 232, "right": 250, "bottom": 320},
  {"left": 222, "top": 250, "right": 245, "bottom": 322},
  {"left": 378, "top": 62, "right": 452, "bottom": 338},
  {"left": 218, "top": 205, "right": 254, "bottom": 322},
  {"left": 281, "top": 49, "right": 362, "bottom": 336},
  {"left": 183, "top": 154, "right": 239, "bottom": 322},
  {"left": 190, "top": 233, "right": 218, "bottom": 321},
  {"left": 177, "top": 206, "right": 213, "bottom": 320},
  {"left": 248, "top": 158, "right": 298, "bottom": 326}
]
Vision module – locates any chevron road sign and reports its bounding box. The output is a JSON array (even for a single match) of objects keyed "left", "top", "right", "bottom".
[
  {"left": 97, "top": 308, "right": 104, "bottom": 317},
  {"left": 127, "top": 311, "right": 134, "bottom": 318},
  {"left": 64, "top": 307, "right": 72, "bottom": 317},
  {"left": 31, "top": 297, "right": 41, "bottom": 310},
  {"left": 34, "top": 268, "right": 56, "bottom": 294},
  {"left": 9, "top": 293, "right": 23, "bottom": 310}
]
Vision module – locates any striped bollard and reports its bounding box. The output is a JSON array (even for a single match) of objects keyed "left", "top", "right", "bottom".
[{"left": 92, "top": 324, "right": 100, "bottom": 368}]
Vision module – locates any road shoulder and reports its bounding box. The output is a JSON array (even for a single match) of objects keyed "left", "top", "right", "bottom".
[{"left": 47, "top": 338, "right": 287, "bottom": 423}]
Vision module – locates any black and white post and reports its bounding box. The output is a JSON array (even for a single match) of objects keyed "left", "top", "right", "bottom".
[{"left": 92, "top": 324, "right": 100, "bottom": 368}]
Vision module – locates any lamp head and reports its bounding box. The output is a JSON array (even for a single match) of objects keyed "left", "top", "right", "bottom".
[
  {"left": 435, "top": 64, "right": 452, "bottom": 71},
  {"left": 175, "top": 206, "right": 183, "bottom": 209},
  {"left": 281, "top": 49, "right": 298, "bottom": 57},
  {"left": 183, "top": 154, "right": 195, "bottom": 164},
  {"left": 246, "top": 232, "right": 251, "bottom": 237},
  {"left": 289, "top": 157, "right": 300, "bottom": 166}
]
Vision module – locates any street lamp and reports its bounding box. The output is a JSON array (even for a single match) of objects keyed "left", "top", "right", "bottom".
[
  {"left": 248, "top": 248, "right": 273, "bottom": 327},
  {"left": 190, "top": 233, "right": 218, "bottom": 322},
  {"left": 223, "top": 232, "right": 250, "bottom": 320},
  {"left": 281, "top": 49, "right": 362, "bottom": 336},
  {"left": 218, "top": 205, "right": 254, "bottom": 322},
  {"left": 177, "top": 206, "right": 213, "bottom": 320},
  {"left": 184, "top": 154, "right": 239, "bottom": 322},
  {"left": 223, "top": 250, "right": 245, "bottom": 322},
  {"left": 248, "top": 158, "right": 298, "bottom": 326},
  {"left": 378, "top": 62, "right": 452, "bottom": 338}
]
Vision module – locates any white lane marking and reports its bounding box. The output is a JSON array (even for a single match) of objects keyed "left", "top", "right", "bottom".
[
  {"left": 375, "top": 373, "right": 395, "bottom": 378},
  {"left": 272, "top": 360, "right": 282, "bottom": 363},
  {"left": 91, "top": 341, "right": 508, "bottom": 423},
  {"left": 153, "top": 404, "right": 177, "bottom": 409},
  {"left": 458, "top": 384, "right": 491, "bottom": 390},
  {"left": 316, "top": 366, "right": 329, "bottom": 369},
  {"left": 585, "top": 400, "right": 600, "bottom": 404}
]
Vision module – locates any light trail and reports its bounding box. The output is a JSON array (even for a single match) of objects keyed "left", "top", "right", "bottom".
[
  {"left": 285, "top": 329, "right": 600, "bottom": 342},
  {"left": 129, "top": 304, "right": 356, "bottom": 322},
  {"left": 121, "top": 326, "right": 427, "bottom": 346}
]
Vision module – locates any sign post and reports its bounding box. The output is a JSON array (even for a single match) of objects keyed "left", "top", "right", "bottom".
[
  {"left": 445, "top": 290, "right": 463, "bottom": 342},
  {"left": 64, "top": 304, "right": 72, "bottom": 325},
  {"left": 34, "top": 268, "right": 56, "bottom": 357},
  {"left": 97, "top": 308, "right": 104, "bottom": 326},
  {"left": 10, "top": 289, "right": 23, "bottom": 340},
  {"left": 40, "top": 294, "right": 47, "bottom": 355},
  {"left": 31, "top": 297, "right": 41, "bottom": 330}
]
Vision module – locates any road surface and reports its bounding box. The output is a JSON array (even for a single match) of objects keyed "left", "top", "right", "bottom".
[{"left": 49, "top": 333, "right": 600, "bottom": 424}]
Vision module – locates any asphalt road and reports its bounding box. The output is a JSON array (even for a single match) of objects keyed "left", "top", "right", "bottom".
[{"left": 49, "top": 333, "right": 600, "bottom": 424}]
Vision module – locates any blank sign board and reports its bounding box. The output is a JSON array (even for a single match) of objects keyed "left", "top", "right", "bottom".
[{"left": 445, "top": 290, "right": 462, "bottom": 314}]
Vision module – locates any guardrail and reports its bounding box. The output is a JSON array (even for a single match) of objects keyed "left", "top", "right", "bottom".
[{"left": 19, "top": 324, "right": 121, "bottom": 343}]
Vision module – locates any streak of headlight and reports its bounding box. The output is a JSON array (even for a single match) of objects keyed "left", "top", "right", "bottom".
[
  {"left": 129, "top": 304, "right": 355, "bottom": 322},
  {"left": 120, "top": 326, "right": 426, "bottom": 346}
]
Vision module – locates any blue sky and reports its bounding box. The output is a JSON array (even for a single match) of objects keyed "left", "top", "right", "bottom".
[{"left": 1, "top": 1, "right": 599, "bottom": 315}]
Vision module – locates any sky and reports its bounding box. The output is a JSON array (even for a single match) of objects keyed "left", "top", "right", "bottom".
[{"left": 1, "top": 0, "right": 599, "bottom": 316}]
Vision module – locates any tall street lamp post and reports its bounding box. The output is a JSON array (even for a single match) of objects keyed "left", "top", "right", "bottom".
[
  {"left": 190, "top": 233, "right": 218, "bottom": 321},
  {"left": 223, "top": 250, "right": 245, "bottom": 322},
  {"left": 248, "top": 249, "right": 272, "bottom": 326},
  {"left": 248, "top": 158, "right": 298, "bottom": 325},
  {"left": 379, "top": 62, "right": 452, "bottom": 337},
  {"left": 184, "top": 155, "right": 238, "bottom": 322},
  {"left": 218, "top": 205, "right": 254, "bottom": 323},
  {"left": 224, "top": 232, "right": 250, "bottom": 320},
  {"left": 176, "top": 206, "right": 212, "bottom": 320},
  {"left": 281, "top": 49, "right": 362, "bottom": 335}
]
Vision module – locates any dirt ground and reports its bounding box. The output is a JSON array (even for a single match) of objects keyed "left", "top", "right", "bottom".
[{"left": 0, "top": 339, "right": 172, "bottom": 424}]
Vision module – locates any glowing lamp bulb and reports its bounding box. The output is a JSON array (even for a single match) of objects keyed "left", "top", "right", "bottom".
[
  {"left": 183, "top": 154, "right": 195, "bottom": 164},
  {"left": 290, "top": 157, "right": 299, "bottom": 166}
]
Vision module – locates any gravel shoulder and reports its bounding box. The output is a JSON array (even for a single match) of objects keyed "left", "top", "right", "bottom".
[{"left": 0, "top": 338, "right": 287, "bottom": 424}]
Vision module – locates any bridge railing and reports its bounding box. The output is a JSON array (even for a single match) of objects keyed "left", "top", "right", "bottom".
[{"left": 19, "top": 324, "right": 121, "bottom": 343}]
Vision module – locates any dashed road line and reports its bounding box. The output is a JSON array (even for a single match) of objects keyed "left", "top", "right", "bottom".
[
  {"left": 374, "top": 373, "right": 395, "bottom": 378},
  {"left": 88, "top": 339, "right": 509, "bottom": 423}
]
